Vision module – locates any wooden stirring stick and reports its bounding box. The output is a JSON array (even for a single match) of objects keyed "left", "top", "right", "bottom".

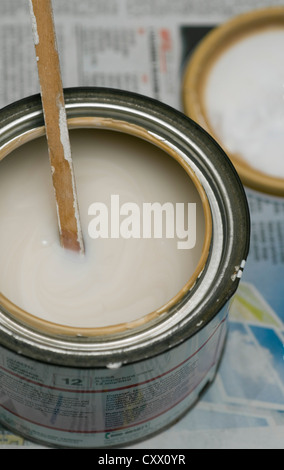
[{"left": 29, "top": 0, "right": 84, "bottom": 254}]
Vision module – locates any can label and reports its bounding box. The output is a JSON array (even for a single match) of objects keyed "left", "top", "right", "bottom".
[{"left": 0, "top": 305, "right": 228, "bottom": 448}]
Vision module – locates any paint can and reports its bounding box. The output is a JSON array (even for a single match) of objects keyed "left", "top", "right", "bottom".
[{"left": 0, "top": 87, "right": 250, "bottom": 448}]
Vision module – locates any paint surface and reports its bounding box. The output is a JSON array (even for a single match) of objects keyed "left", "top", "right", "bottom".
[
  {"left": 205, "top": 28, "right": 284, "bottom": 178},
  {"left": 0, "top": 129, "right": 205, "bottom": 328}
]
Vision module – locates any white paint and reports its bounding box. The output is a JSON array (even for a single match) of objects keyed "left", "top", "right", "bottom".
[
  {"left": 58, "top": 100, "right": 72, "bottom": 164},
  {"left": 28, "top": 0, "right": 39, "bottom": 46},
  {"left": 57, "top": 99, "right": 84, "bottom": 253},
  {"left": 205, "top": 29, "right": 284, "bottom": 179},
  {"left": 106, "top": 362, "right": 123, "bottom": 369},
  {"left": 0, "top": 129, "right": 205, "bottom": 328}
]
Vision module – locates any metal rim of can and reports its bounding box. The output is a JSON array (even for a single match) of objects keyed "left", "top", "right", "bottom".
[
  {"left": 182, "top": 6, "right": 284, "bottom": 198},
  {"left": 0, "top": 87, "right": 250, "bottom": 368}
]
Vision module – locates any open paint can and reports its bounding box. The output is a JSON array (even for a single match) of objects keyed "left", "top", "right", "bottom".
[{"left": 0, "top": 87, "right": 250, "bottom": 448}]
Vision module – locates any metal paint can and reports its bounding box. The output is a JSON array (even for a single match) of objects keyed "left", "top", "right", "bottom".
[{"left": 0, "top": 87, "right": 250, "bottom": 448}]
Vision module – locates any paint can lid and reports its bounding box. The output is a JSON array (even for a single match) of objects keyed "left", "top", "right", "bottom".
[{"left": 182, "top": 6, "right": 284, "bottom": 197}]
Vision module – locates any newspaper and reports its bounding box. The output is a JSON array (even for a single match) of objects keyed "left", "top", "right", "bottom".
[{"left": 0, "top": 0, "right": 284, "bottom": 449}]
